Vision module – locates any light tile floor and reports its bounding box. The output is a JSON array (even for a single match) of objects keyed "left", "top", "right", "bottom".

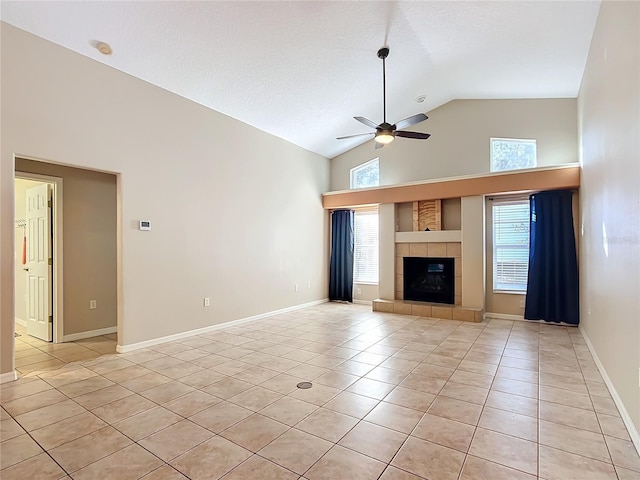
[
  {"left": 13, "top": 323, "right": 117, "bottom": 375},
  {"left": 2, "top": 303, "right": 639, "bottom": 479}
]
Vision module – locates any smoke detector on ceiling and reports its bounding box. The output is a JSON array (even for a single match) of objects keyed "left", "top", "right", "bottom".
[{"left": 96, "top": 42, "right": 112, "bottom": 55}]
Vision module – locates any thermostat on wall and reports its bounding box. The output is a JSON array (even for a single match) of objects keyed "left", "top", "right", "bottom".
[{"left": 139, "top": 220, "right": 151, "bottom": 231}]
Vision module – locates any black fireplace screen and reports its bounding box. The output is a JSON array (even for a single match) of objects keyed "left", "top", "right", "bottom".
[{"left": 403, "top": 257, "right": 455, "bottom": 304}]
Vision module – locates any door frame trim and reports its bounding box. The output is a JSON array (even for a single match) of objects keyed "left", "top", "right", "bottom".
[{"left": 15, "top": 172, "right": 64, "bottom": 343}]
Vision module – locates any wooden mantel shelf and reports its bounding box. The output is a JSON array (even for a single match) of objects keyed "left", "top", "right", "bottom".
[{"left": 322, "top": 164, "right": 580, "bottom": 209}]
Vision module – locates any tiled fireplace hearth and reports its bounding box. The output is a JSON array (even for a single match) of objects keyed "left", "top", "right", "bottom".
[{"left": 372, "top": 298, "right": 483, "bottom": 322}]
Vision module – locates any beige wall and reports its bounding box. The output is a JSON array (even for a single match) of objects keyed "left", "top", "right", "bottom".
[
  {"left": 578, "top": 1, "right": 640, "bottom": 440},
  {"left": 442, "top": 199, "right": 461, "bottom": 231},
  {"left": 396, "top": 203, "right": 414, "bottom": 232},
  {"left": 460, "top": 196, "right": 484, "bottom": 309},
  {"left": 14, "top": 178, "right": 43, "bottom": 323},
  {"left": 353, "top": 283, "right": 378, "bottom": 303},
  {"left": 378, "top": 204, "right": 396, "bottom": 300},
  {"left": 16, "top": 159, "right": 118, "bottom": 336},
  {"left": 331, "top": 98, "right": 579, "bottom": 191},
  {"left": 0, "top": 24, "right": 330, "bottom": 376}
]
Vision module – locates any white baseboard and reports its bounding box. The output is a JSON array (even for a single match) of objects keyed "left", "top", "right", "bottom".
[
  {"left": 116, "top": 298, "right": 329, "bottom": 354},
  {"left": 353, "top": 299, "right": 373, "bottom": 306},
  {"left": 484, "top": 312, "right": 525, "bottom": 321},
  {"left": 484, "top": 313, "right": 579, "bottom": 328},
  {"left": 0, "top": 370, "right": 18, "bottom": 384},
  {"left": 62, "top": 326, "right": 117, "bottom": 342},
  {"left": 580, "top": 327, "right": 640, "bottom": 456},
  {"left": 15, "top": 317, "right": 27, "bottom": 327}
]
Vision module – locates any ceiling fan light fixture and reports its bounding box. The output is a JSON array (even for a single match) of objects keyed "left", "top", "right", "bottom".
[{"left": 375, "top": 131, "right": 395, "bottom": 144}]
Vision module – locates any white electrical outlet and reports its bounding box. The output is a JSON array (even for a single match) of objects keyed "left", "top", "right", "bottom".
[
  {"left": 294, "top": 284, "right": 298, "bottom": 292},
  {"left": 89, "top": 300, "right": 97, "bottom": 309},
  {"left": 203, "top": 297, "right": 210, "bottom": 307},
  {"left": 357, "top": 288, "right": 362, "bottom": 295}
]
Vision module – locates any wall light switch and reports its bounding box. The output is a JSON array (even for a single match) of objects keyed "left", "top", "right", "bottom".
[{"left": 89, "top": 300, "right": 97, "bottom": 309}]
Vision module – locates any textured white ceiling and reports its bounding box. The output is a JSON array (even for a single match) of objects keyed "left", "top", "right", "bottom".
[{"left": 0, "top": 1, "right": 601, "bottom": 159}]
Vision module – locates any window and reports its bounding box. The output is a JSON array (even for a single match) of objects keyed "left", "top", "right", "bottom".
[
  {"left": 491, "top": 138, "right": 537, "bottom": 172},
  {"left": 492, "top": 198, "right": 530, "bottom": 292},
  {"left": 350, "top": 158, "right": 379, "bottom": 189},
  {"left": 353, "top": 209, "right": 378, "bottom": 284},
  {"left": 350, "top": 160, "right": 379, "bottom": 284}
]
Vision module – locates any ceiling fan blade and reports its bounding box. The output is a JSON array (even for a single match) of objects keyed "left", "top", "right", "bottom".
[
  {"left": 394, "top": 113, "right": 428, "bottom": 130},
  {"left": 336, "top": 133, "right": 375, "bottom": 140},
  {"left": 354, "top": 116, "right": 379, "bottom": 129},
  {"left": 396, "top": 130, "right": 431, "bottom": 140}
]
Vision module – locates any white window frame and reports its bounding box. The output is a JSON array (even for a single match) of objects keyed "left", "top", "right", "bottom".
[
  {"left": 350, "top": 158, "right": 379, "bottom": 189},
  {"left": 353, "top": 208, "right": 379, "bottom": 285},
  {"left": 492, "top": 196, "right": 530, "bottom": 294},
  {"left": 490, "top": 138, "right": 537, "bottom": 172}
]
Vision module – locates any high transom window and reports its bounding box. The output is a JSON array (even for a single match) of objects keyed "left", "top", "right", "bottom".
[
  {"left": 350, "top": 158, "right": 379, "bottom": 189},
  {"left": 491, "top": 138, "right": 537, "bottom": 172}
]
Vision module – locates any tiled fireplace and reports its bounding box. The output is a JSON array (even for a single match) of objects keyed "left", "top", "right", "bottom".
[
  {"left": 374, "top": 240, "right": 482, "bottom": 322},
  {"left": 395, "top": 242, "right": 462, "bottom": 306},
  {"left": 372, "top": 198, "right": 485, "bottom": 322}
]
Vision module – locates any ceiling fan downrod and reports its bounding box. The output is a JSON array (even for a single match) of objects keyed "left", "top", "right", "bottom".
[{"left": 378, "top": 47, "right": 389, "bottom": 124}]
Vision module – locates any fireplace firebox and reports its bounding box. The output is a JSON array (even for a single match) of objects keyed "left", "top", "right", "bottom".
[{"left": 403, "top": 257, "right": 455, "bottom": 304}]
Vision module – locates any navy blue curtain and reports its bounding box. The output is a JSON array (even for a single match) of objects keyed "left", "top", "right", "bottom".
[
  {"left": 525, "top": 190, "right": 579, "bottom": 325},
  {"left": 329, "top": 210, "right": 354, "bottom": 302}
]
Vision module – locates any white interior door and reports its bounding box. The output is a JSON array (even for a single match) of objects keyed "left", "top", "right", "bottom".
[{"left": 26, "top": 183, "right": 52, "bottom": 341}]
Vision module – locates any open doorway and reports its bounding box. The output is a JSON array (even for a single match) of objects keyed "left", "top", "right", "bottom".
[
  {"left": 13, "top": 158, "right": 119, "bottom": 377},
  {"left": 14, "top": 175, "right": 63, "bottom": 344}
]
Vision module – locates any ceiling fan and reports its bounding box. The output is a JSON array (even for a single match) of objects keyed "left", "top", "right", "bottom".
[{"left": 337, "top": 47, "right": 431, "bottom": 149}]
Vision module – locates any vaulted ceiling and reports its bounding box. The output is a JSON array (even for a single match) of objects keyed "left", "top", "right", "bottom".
[{"left": 0, "top": 1, "right": 601, "bottom": 159}]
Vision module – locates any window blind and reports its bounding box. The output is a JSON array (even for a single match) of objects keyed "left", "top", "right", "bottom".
[
  {"left": 354, "top": 209, "right": 379, "bottom": 284},
  {"left": 492, "top": 198, "right": 530, "bottom": 292}
]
